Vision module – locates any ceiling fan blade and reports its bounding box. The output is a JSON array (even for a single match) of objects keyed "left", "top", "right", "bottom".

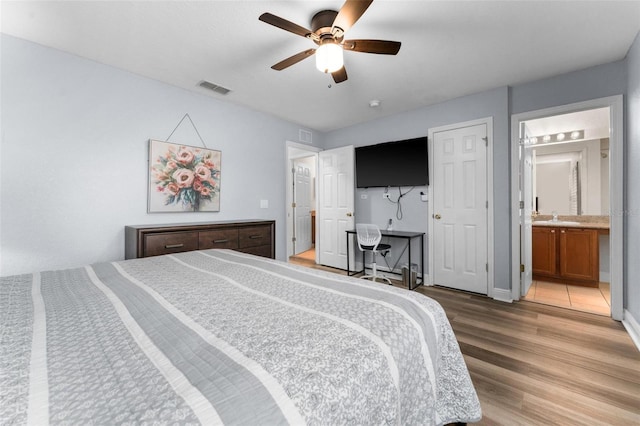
[
  {"left": 259, "top": 12, "right": 312, "bottom": 38},
  {"left": 343, "top": 39, "right": 401, "bottom": 55},
  {"left": 332, "top": 66, "right": 348, "bottom": 83},
  {"left": 332, "top": 0, "right": 373, "bottom": 34},
  {"left": 271, "top": 49, "right": 316, "bottom": 71}
]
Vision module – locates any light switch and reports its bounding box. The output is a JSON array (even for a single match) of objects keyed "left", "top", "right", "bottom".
[{"left": 260, "top": 199, "right": 269, "bottom": 209}]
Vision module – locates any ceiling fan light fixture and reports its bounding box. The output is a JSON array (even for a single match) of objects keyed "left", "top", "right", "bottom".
[{"left": 315, "top": 42, "right": 343, "bottom": 73}]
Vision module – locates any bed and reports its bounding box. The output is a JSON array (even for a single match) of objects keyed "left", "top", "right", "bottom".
[{"left": 1, "top": 249, "right": 481, "bottom": 425}]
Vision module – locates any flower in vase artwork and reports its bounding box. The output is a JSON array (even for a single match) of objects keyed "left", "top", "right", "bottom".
[{"left": 148, "top": 140, "right": 221, "bottom": 212}]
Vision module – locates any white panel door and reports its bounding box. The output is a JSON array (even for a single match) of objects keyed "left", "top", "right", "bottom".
[
  {"left": 433, "top": 124, "right": 488, "bottom": 294},
  {"left": 293, "top": 163, "right": 312, "bottom": 254},
  {"left": 318, "top": 146, "right": 355, "bottom": 270},
  {"left": 521, "top": 123, "right": 534, "bottom": 296}
]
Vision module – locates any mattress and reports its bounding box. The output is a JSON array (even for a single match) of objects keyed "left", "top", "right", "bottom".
[{"left": 1, "top": 249, "right": 481, "bottom": 425}]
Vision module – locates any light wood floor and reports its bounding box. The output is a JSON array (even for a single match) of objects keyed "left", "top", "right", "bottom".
[
  {"left": 523, "top": 279, "right": 611, "bottom": 316},
  {"left": 288, "top": 256, "right": 640, "bottom": 425}
]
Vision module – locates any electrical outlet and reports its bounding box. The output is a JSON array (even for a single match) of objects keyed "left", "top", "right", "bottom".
[{"left": 383, "top": 193, "right": 391, "bottom": 199}]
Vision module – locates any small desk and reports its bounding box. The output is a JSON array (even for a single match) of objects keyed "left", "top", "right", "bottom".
[{"left": 346, "top": 229, "right": 425, "bottom": 290}]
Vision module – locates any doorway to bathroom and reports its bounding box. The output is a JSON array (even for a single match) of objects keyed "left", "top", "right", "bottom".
[
  {"left": 511, "top": 96, "right": 623, "bottom": 320},
  {"left": 285, "top": 141, "right": 320, "bottom": 264}
]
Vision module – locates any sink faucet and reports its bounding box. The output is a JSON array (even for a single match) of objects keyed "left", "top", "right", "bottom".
[{"left": 552, "top": 211, "right": 558, "bottom": 222}]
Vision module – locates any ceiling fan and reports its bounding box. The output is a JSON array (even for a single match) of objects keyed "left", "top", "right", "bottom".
[{"left": 259, "top": 0, "right": 401, "bottom": 83}]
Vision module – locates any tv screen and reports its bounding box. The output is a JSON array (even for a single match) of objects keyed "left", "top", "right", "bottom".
[{"left": 355, "top": 137, "right": 428, "bottom": 188}]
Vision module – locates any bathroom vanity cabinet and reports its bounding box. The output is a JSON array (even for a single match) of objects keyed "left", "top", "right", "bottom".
[{"left": 532, "top": 226, "right": 599, "bottom": 286}]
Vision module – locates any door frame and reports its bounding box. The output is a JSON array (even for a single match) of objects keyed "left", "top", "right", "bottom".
[
  {"left": 509, "top": 95, "right": 623, "bottom": 320},
  {"left": 285, "top": 141, "right": 320, "bottom": 260},
  {"left": 427, "top": 117, "right": 495, "bottom": 297}
]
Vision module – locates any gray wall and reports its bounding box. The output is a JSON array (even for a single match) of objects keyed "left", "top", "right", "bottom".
[
  {"left": 324, "top": 57, "right": 631, "bottom": 296},
  {"left": 3, "top": 31, "right": 638, "bottom": 322},
  {"left": 323, "top": 87, "right": 511, "bottom": 289},
  {"left": 509, "top": 60, "right": 626, "bottom": 115},
  {"left": 625, "top": 32, "right": 640, "bottom": 321},
  {"left": 0, "top": 35, "right": 319, "bottom": 276}
]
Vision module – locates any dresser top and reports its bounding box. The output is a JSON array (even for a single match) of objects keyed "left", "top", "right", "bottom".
[{"left": 126, "top": 219, "right": 274, "bottom": 230}]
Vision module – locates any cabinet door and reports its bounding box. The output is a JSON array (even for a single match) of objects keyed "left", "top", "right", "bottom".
[
  {"left": 532, "top": 227, "right": 557, "bottom": 277},
  {"left": 559, "top": 228, "right": 599, "bottom": 282}
]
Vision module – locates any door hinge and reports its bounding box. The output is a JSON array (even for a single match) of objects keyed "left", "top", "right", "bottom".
[
  {"left": 486, "top": 200, "right": 488, "bottom": 208},
  {"left": 520, "top": 264, "right": 525, "bottom": 273},
  {"left": 292, "top": 202, "right": 296, "bottom": 208},
  {"left": 519, "top": 200, "right": 524, "bottom": 209},
  {"left": 292, "top": 237, "right": 296, "bottom": 242},
  {"left": 486, "top": 263, "right": 488, "bottom": 272}
]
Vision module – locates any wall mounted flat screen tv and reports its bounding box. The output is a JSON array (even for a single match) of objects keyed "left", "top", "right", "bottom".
[{"left": 355, "top": 137, "right": 428, "bottom": 188}]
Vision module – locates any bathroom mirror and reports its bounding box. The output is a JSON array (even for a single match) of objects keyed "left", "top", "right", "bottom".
[{"left": 533, "top": 138, "right": 609, "bottom": 215}]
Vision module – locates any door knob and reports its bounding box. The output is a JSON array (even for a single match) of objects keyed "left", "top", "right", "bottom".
[
  {"left": 434, "top": 214, "right": 441, "bottom": 220},
  {"left": 346, "top": 212, "right": 353, "bottom": 217}
]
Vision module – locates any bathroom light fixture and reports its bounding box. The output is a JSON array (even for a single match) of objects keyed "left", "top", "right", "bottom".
[
  {"left": 531, "top": 130, "right": 584, "bottom": 144},
  {"left": 315, "top": 42, "right": 343, "bottom": 73}
]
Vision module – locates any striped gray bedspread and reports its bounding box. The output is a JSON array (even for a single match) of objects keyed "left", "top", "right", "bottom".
[{"left": 1, "top": 249, "right": 481, "bottom": 425}]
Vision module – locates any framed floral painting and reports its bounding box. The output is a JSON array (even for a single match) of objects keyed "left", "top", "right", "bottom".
[{"left": 148, "top": 140, "right": 221, "bottom": 212}]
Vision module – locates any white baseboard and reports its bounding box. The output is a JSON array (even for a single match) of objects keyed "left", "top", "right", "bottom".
[
  {"left": 622, "top": 309, "right": 640, "bottom": 352},
  {"left": 492, "top": 288, "right": 513, "bottom": 303}
]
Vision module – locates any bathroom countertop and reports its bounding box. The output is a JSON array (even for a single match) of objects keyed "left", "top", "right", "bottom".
[
  {"left": 532, "top": 221, "right": 610, "bottom": 230},
  {"left": 531, "top": 215, "right": 610, "bottom": 231}
]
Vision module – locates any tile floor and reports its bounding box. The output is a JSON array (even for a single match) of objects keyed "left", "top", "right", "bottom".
[{"left": 523, "top": 280, "right": 611, "bottom": 316}]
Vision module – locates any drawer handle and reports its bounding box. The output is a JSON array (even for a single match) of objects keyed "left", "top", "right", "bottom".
[
  {"left": 249, "top": 235, "right": 263, "bottom": 239},
  {"left": 165, "top": 243, "right": 184, "bottom": 249},
  {"left": 213, "top": 239, "right": 229, "bottom": 243}
]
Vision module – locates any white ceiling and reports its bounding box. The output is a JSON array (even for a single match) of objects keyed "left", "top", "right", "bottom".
[{"left": 2, "top": 1, "right": 639, "bottom": 132}]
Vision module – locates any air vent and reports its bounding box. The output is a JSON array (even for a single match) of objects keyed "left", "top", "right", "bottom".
[
  {"left": 198, "top": 80, "right": 231, "bottom": 95},
  {"left": 299, "top": 129, "right": 313, "bottom": 144}
]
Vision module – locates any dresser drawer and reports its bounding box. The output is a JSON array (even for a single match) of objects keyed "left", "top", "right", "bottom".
[
  {"left": 144, "top": 232, "right": 199, "bottom": 257},
  {"left": 199, "top": 229, "right": 239, "bottom": 250},
  {"left": 239, "top": 225, "right": 272, "bottom": 248},
  {"left": 237, "top": 245, "right": 273, "bottom": 258}
]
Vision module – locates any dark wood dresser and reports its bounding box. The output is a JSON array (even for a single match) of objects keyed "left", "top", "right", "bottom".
[{"left": 125, "top": 220, "right": 275, "bottom": 260}]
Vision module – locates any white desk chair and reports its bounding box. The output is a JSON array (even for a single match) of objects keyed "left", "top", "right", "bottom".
[{"left": 355, "top": 223, "right": 392, "bottom": 284}]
